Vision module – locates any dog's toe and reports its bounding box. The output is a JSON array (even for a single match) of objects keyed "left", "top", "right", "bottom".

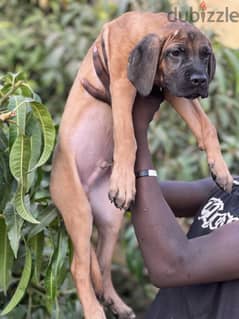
[
  {"left": 109, "top": 166, "right": 136, "bottom": 210},
  {"left": 108, "top": 189, "right": 118, "bottom": 204}
]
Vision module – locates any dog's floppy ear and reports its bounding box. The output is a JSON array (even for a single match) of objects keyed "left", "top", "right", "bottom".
[
  {"left": 208, "top": 52, "right": 216, "bottom": 82},
  {"left": 128, "top": 34, "right": 162, "bottom": 96}
]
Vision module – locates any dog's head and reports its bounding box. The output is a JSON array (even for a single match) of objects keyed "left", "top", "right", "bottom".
[{"left": 128, "top": 24, "right": 216, "bottom": 99}]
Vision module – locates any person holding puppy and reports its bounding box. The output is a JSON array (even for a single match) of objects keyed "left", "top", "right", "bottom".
[{"left": 132, "top": 94, "right": 239, "bottom": 319}]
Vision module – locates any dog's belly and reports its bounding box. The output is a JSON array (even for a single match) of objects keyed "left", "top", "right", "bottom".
[{"left": 71, "top": 102, "right": 113, "bottom": 191}]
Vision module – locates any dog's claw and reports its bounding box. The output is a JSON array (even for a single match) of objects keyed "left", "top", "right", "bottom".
[
  {"left": 208, "top": 157, "right": 233, "bottom": 193},
  {"left": 109, "top": 192, "right": 127, "bottom": 210}
]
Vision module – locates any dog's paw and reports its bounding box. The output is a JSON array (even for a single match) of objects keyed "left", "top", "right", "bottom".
[
  {"left": 103, "top": 292, "right": 136, "bottom": 319},
  {"left": 108, "top": 302, "right": 136, "bottom": 319},
  {"left": 208, "top": 154, "right": 233, "bottom": 192},
  {"left": 108, "top": 165, "right": 136, "bottom": 210}
]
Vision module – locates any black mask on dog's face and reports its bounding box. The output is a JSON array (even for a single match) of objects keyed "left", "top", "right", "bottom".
[{"left": 127, "top": 28, "right": 216, "bottom": 99}]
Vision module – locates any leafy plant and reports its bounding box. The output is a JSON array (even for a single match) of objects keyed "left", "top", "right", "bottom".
[
  {"left": 0, "top": 72, "right": 65, "bottom": 317},
  {"left": 0, "top": 0, "right": 118, "bottom": 114}
]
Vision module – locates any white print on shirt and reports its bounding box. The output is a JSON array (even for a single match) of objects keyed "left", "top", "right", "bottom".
[{"left": 198, "top": 197, "right": 239, "bottom": 230}]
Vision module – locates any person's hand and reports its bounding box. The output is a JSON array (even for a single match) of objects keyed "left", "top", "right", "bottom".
[{"left": 132, "top": 94, "right": 161, "bottom": 133}]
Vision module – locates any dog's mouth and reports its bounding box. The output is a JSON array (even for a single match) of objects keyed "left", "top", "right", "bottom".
[
  {"left": 186, "top": 94, "right": 199, "bottom": 99},
  {"left": 185, "top": 92, "right": 206, "bottom": 99},
  {"left": 185, "top": 90, "right": 208, "bottom": 99},
  {"left": 174, "top": 91, "right": 208, "bottom": 100},
  {"left": 174, "top": 87, "right": 209, "bottom": 100},
  {"left": 163, "top": 79, "right": 209, "bottom": 100}
]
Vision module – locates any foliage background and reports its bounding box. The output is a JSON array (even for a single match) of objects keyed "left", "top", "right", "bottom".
[{"left": 0, "top": 0, "right": 238, "bottom": 318}]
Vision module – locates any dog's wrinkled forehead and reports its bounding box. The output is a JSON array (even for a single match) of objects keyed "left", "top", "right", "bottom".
[{"left": 166, "top": 28, "right": 210, "bottom": 48}]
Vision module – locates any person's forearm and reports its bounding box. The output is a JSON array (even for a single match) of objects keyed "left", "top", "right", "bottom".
[
  {"left": 132, "top": 126, "right": 239, "bottom": 287},
  {"left": 133, "top": 128, "right": 189, "bottom": 284},
  {"left": 159, "top": 179, "right": 215, "bottom": 217},
  {"left": 134, "top": 127, "right": 154, "bottom": 171}
]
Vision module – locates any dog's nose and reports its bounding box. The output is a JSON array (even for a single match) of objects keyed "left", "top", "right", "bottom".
[{"left": 190, "top": 74, "right": 207, "bottom": 87}]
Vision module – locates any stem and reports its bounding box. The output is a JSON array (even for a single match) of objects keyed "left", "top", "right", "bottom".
[
  {"left": 27, "top": 291, "right": 32, "bottom": 319},
  {"left": 31, "top": 282, "right": 46, "bottom": 294},
  {"left": 55, "top": 297, "right": 60, "bottom": 319},
  {"left": 0, "top": 81, "right": 23, "bottom": 106},
  {"left": 31, "top": 287, "right": 46, "bottom": 298}
]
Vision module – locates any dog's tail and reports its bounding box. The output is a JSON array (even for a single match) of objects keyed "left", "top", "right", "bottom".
[{"left": 90, "top": 244, "right": 104, "bottom": 299}]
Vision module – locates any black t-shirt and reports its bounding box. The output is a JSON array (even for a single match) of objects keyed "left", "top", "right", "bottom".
[{"left": 145, "top": 182, "right": 239, "bottom": 319}]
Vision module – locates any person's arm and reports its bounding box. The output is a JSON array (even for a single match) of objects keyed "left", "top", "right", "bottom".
[
  {"left": 132, "top": 95, "right": 239, "bottom": 288},
  {"left": 160, "top": 178, "right": 215, "bottom": 218}
]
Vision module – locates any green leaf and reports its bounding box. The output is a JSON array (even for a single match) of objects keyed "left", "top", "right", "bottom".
[
  {"left": 20, "top": 83, "right": 34, "bottom": 98},
  {"left": 9, "top": 134, "right": 39, "bottom": 223},
  {"left": 0, "top": 151, "right": 11, "bottom": 183},
  {"left": 15, "top": 184, "right": 39, "bottom": 224},
  {"left": 0, "top": 127, "right": 8, "bottom": 151},
  {"left": 0, "top": 216, "right": 14, "bottom": 295},
  {"left": 28, "top": 205, "right": 57, "bottom": 239},
  {"left": 29, "top": 120, "right": 42, "bottom": 169},
  {"left": 1, "top": 243, "right": 32, "bottom": 316},
  {"left": 30, "top": 102, "right": 55, "bottom": 169},
  {"left": 29, "top": 232, "right": 44, "bottom": 285},
  {"left": 4, "top": 203, "right": 24, "bottom": 258},
  {"left": 7, "top": 96, "right": 31, "bottom": 146},
  {"left": 45, "top": 228, "right": 68, "bottom": 310},
  {"left": 14, "top": 96, "right": 28, "bottom": 136},
  {"left": 3, "top": 72, "right": 25, "bottom": 86},
  {"left": 26, "top": 114, "right": 42, "bottom": 189},
  {"left": 0, "top": 152, "right": 13, "bottom": 211},
  {"left": 9, "top": 121, "right": 17, "bottom": 149},
  {"left": 9, "top": 135, "right": 30, "bottom": 186}
]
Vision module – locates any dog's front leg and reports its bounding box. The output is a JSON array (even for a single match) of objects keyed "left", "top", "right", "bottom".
[
  {"left": 108, "top": 79, "right": 137, "bottom": 209},
  {"left": 166, "top": 94, "right": 233, "bottom": 192}
]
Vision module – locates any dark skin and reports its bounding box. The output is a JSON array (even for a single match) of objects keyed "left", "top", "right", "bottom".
[{"left": 132, "top": 94, "right": 239, "bottom": 288}]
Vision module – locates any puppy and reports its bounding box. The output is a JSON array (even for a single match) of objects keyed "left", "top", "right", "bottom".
[{"left": 50, "top": 12, "right": 232, "bottom": 319}]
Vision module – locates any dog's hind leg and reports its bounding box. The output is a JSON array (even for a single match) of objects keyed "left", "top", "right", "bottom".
[
  {"left": 50, "top": 149, "right": 106, "bottom": 319},
  {"left": 90, "top": 174, "right": 136, "bottom": 319},
  {"left": 90, "top": 244, "right": 104, "bottom": 299}
]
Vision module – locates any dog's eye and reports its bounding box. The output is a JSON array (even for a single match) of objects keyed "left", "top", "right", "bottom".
[
  {"left": 170, "top": 48, "right": 184, "bottom": 57},
  {"left": 201, "top": 48, "right": 212, "bottom": 58},
  {"left": 203, "top": 52, "right": 211, "bottom": 58}
]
